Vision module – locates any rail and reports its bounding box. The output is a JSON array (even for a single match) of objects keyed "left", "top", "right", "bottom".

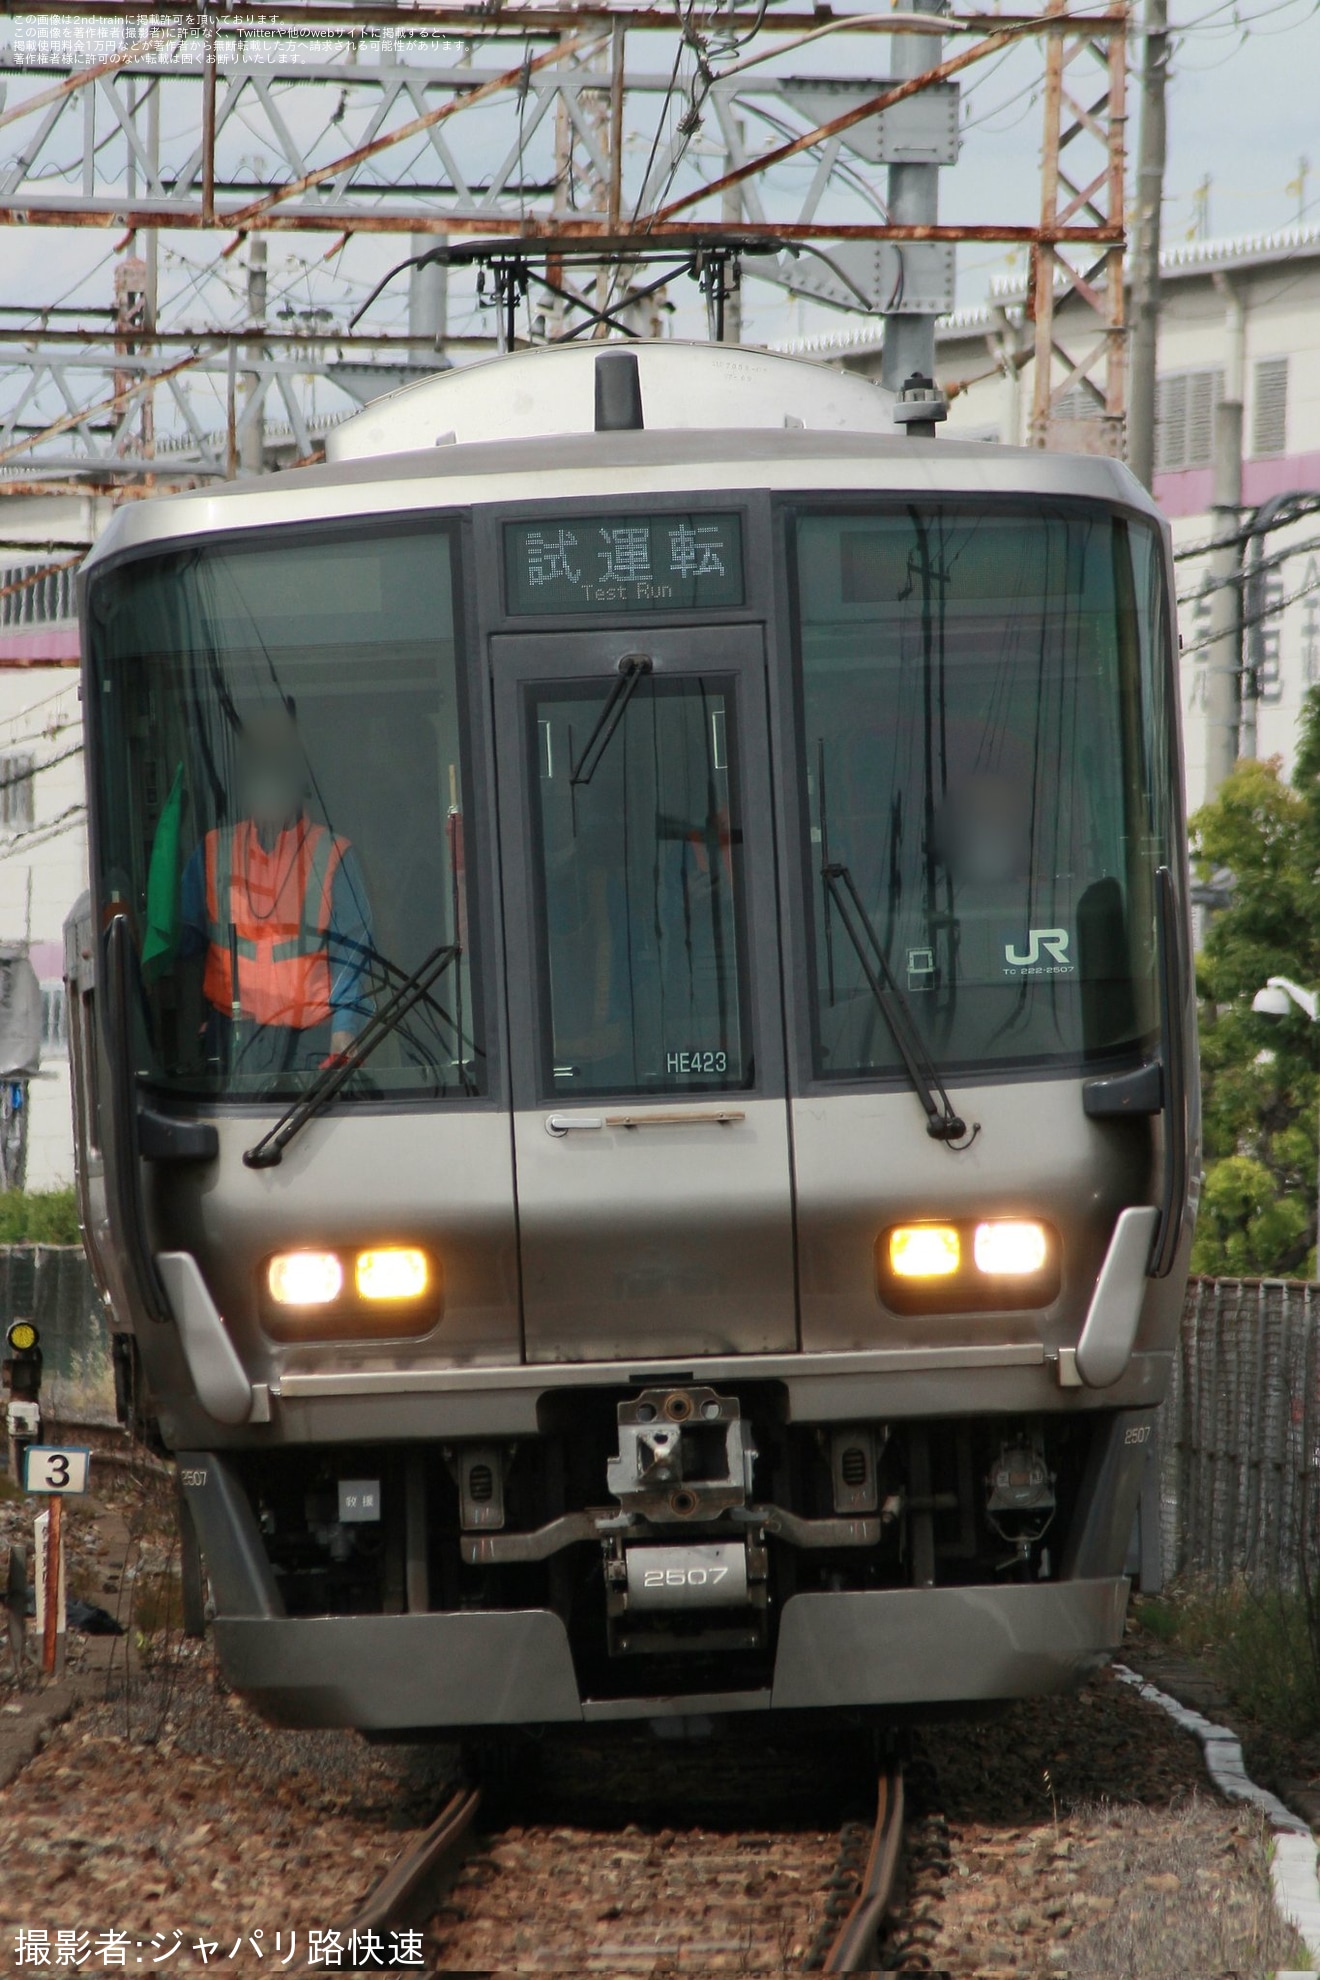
[
  {"left": 300, "top": 1784, "right": 481, "bottom": 1972},
  {"left": 810, "top": 1762, "right": 906, "bottom": 1973}
]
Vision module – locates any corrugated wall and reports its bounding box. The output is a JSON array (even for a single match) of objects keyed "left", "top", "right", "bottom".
[
  {"left": 1166, "top": 1277, "right": 1320, "bottom": 1587},
  {"left": 0, "top": 1244, "right": 114, "bottom": 1423}
]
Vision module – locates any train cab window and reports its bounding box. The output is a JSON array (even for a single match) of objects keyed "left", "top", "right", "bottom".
[
  {"left": 790, "top": 504, "right": 1169, "bottom": 1081},
  {"left": 85, "top": 523, "right": 481, "bottom": 1102},
  {"left": 527, "top": 674, "right": 750, "bottom": 1098}
]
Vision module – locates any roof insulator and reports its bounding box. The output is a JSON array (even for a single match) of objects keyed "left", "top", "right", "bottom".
[
  {"left": 594, "top": 349, "right": 645, "bottom": 432},
  {"left": 893, "top": 372, "right": 949, "bottom": 440}
]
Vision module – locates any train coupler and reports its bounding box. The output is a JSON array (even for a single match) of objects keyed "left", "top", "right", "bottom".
[{"left": 605, "top": 1385, "right": 756, "bottom": 1523}]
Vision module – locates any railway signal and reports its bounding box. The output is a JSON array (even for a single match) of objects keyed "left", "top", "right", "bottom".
[{"left": 3, "top": 1316, "right": 42, "bottom": 1491}]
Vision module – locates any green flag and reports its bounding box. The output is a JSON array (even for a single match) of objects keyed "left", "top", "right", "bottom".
[{"left": 142, "top": 764, "right": 185, "bottom": 981}]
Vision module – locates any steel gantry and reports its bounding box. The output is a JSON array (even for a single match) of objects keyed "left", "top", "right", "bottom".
[
  {"left": 1029, "top": 0, "right": 1127, "bottom": 451},
  {"left": 0, "top": 2, "right": 1129, "bottom": 485}
]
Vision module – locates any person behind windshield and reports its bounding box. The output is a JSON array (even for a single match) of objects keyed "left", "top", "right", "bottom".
[
  {"left": 178, "top": 703, "right": 373, "bottom": 1077},
  {"left": 934, "top": 769, "right": 1033, "bottom": 891}
]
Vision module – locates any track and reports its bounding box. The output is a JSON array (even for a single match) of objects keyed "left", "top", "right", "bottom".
[
  {"left": 316, "top": 1749, "right": 913, "bottom": 1975},
  {"left": 299, "top": 1784, "right": 481, "bottom": 1972},
  {"left": 817, "top": 1764, "right": 906, "bottom": 1972}
]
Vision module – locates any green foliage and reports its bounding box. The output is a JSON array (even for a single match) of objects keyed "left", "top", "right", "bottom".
[
  {"left": 1190, "top": 691, "right": 1320, "bottom": 1276},
  {"left": 1136, "top": 1583, "right": 1320, "bottom": 1739},
  {"left": 0, "top": 1187, "right": 81, "bottom": 1246}
]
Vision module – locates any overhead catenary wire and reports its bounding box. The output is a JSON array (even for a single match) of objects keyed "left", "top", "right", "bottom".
[
  {"left": 1177, "top": 531, "right": 1320, "bottom": 603},
  {"left": 0, "top": 804, "right": 87, "bottom": 863},
  {"left": 1180, "top": 564, "right": 1320, "bottom": 658}
]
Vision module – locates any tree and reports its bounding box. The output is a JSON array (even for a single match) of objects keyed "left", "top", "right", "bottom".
[{"left": 1190, "top": 688, "right": 1320, "bottom": 1276}]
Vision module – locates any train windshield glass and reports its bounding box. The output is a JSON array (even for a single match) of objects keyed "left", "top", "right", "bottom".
[
  {"left": 528, "top": 674, "right": 750, "bottom": 1098},
  {"left": 791, "top": 504, "right": 1169, "bottom": 1080},
  {"left": 86, "top": 523, "right": 480, "bottom": 1101}
]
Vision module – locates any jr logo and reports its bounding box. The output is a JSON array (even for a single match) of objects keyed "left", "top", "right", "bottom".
[{"left": 1004, "top": 928, "right": 1072, "bottom": 969}]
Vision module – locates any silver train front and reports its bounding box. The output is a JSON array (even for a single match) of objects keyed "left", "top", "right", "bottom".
[{"left": 64, "top": 345, "right": 1197, "bottom": 1731}]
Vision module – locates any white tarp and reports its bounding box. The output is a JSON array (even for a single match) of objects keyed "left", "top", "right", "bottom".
[{"left": 0, "top": 946, "right": 43, "bottom": 1075}]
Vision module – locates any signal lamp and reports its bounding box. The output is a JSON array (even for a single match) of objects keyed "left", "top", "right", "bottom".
[
  {"left": 6, "top": 1321, "right": 38, "bottom": 1352},
  {"left": 356, "top": 1248, "right": 429, "bottom": 1302},
  {"left": 888, "top": 1225, "right": 961, "bottom": 1278},
  {"left": 973, "top": 1220, "right": 1049, "bottom": 1277},
  {"left": 267, "top": 1251, "right": 343, "bottom": 1307}
]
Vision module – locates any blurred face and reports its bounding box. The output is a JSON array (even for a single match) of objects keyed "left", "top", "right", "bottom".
[
  {"left": 239, "top": 715, "right": 305, "bottom": 830},
  {"left": 936, "top": 773, "right": 1031, "bottom": 886}
]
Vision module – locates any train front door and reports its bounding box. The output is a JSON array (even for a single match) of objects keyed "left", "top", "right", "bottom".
[{"left": 491, "top": 624, "right": 797, "bottom": 1364}]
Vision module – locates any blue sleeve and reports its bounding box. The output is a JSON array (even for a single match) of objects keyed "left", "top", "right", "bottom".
[
  {"left": 177, "top": 843, "right": 209, "bottom": 962},
  {"left": 327, "top": 844, "right": 374, "bottom": 1034}
]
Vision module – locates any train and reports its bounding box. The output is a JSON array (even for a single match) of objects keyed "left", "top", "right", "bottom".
[{"left": 63, "top": 338, "right": 1197, "bottom": 1732}]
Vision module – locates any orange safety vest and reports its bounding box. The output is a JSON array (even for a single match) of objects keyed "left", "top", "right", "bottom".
[{"left": 203, "top": 819, "right": 347, "bottom": 1030}]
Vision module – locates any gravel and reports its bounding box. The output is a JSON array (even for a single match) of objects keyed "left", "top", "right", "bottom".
[{"left": 1, "top": 1455, "right": 1311, "bottom": 1977}]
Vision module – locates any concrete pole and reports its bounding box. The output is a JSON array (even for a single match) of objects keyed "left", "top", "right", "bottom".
[
  {"left": 408, "top": 229, "right": 448, "bottom": 352},
  {"left": 142, "top": 79, "right": 159, "bottom": 473},
  {"left": 1127, "top": 0, "right": 1169, "bottom": 489},
  {"left": 881, "top": 0, "right": 945, "bottom": 391},
  {"left": 1203, "top": 396, "right": 1244, "bottom": 792},
  {"left": 721, "top": 121, "right": 745, "bottom": 346},
  {"left": 240, "top": 235, "right": 267, "bottom": 475}
]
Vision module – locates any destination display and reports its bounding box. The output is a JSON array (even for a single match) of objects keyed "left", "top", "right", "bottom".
[{"left": 505, "top": 512, "right": 744, "bottom": 615}]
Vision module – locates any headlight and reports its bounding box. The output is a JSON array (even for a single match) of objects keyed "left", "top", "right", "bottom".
[
  {"left": 974, "top": 1220, "right": 1049, "bottom": 1276},
  {"left": 878, "top": 1216, "right": 1059, "bottom": 1312},
  {"left": 356, "top": 1247, "right": 429, "bottom": 1301},
  {"left": 888, "top": 1225, "right": 961, "bottom": 1278},
  {"left": 260, "top": 1245, "right": 441, "bottom": 1341},
  {"left": 267, "top": 1251, "right": 343, "bottom": 1306}
]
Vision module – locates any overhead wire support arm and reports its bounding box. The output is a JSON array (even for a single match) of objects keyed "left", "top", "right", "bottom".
[{"left": 0, "top": 2, "right": 1129, "bottom": 478}]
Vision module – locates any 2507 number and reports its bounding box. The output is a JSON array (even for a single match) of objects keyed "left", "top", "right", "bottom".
[{"left": 643, "top": 1565, "right": 730, "bottom": 1588}]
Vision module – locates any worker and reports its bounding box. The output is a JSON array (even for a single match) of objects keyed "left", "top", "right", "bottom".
[{"left": 178, "top": 704, "right": 373, "bottom": 1077}]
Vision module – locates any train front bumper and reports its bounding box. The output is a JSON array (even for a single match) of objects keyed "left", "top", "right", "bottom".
[{"left": 213, "top": 1577, "right": 1129, "bottom": 1731}]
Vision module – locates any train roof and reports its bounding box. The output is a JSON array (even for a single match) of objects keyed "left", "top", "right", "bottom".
[
  {"left": 328, "top": 340, "right": 899, "bottom": 458},
  {"left": 82, "top": 343, "right": 1163, "bottom": 573}
]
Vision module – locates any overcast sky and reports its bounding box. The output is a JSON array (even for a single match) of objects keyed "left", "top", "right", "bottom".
[
  {"left": 1, "top": 8, "right": 1318, "bottom": 364},
  {"left": 746, "top": 0, "right": 1320, "bottom": 343}
]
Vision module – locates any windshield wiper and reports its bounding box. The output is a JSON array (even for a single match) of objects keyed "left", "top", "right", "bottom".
[
  {"left": 822, "top": 861, "right": 975, "bottom": 1146},
  {"left": 243, "top": 941, "right": 461, "bottom": 1170},
  {"left": 571, "top": 653, "right": 652, "bottom": 787}
]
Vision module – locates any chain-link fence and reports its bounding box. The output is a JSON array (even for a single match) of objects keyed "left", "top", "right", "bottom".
[
  {"left": 1163, "top": 1277, "right": 1320, "bottom": 1588},
  {"left": 0, "top": 1243, "right": 114, "bottom": 1424}
]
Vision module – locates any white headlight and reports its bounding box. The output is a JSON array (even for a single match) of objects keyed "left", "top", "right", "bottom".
[
  {"left": 267, "top": 1251, "right": 343, "bottom": 1306},
  {"left": 973, "top": 1220, "right": 1049, "bottom": 1276}
]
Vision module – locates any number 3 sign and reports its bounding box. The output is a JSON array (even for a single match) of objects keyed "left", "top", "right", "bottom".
[{"left": 22, "top": 1446, "right": 90, "bottom": 1494}]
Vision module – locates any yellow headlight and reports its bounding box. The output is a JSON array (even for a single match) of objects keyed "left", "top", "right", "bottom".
[
  {"left": 7, "top": 1321, "right": 37, "bottom": 1352},
  {"left": 888, "top": 1225, "right": 961, "bottom": 1278},
  {"left": 974, "top": 1220, "right": 1049, "bottom": 1276},
  {"left": 268, "top": 1251, "right": 343, "bottom": 1306},
  {"left": 356, "top": 1247, "right": 429, "bottom": 1302}
]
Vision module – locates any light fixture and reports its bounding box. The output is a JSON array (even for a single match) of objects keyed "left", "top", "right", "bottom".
[
  {"left": 888, "top": 1225, "right": 961, "bottom": 1278},
  {"left": 267, "top": 1251, "right": 343, "bottom": 1306},
  {"left": 355, "top": 1247, "right": 429, "bottom": 1302},
  {"left": 974, "top": 1220, "right": 1049, "bottom": 1276}
]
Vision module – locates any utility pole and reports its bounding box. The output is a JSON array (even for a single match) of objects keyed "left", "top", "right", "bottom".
[
  {"left": 240, "top": 235, "right": 267, "bottom": 475},
  {"left": 408, "top": 229, "right": 448, "bottom": 356},
  {"left": 721, "top": 121, "right": 745, "bottom": 346},
  {"left": 1204, "top": 396, "right": 1245, "bottom": 791},
  {"left": 881, "top": 0, "right": 946, "bottom": 391},
  {"left": 1203, "top": 275, "right": 1248, "bottom": 783},
  {"left": 1128, "top": 0, "right": 1169, "bottom": 489}
]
